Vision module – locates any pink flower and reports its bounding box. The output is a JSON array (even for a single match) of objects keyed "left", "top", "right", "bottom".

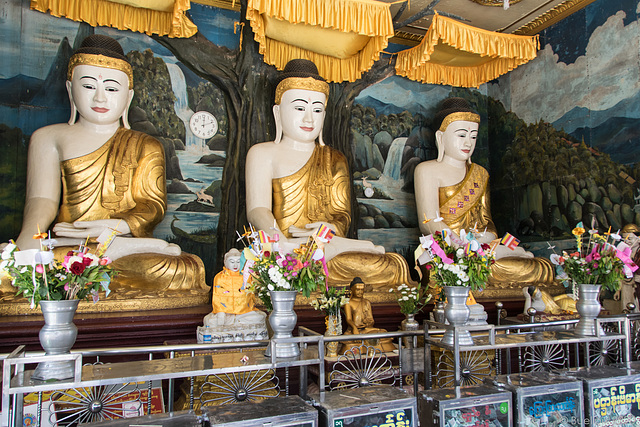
[
  {"left": 35, "top": 264, "right": 44, "bottom": 274},
  {"left": 99, "top": 257, "right": 112, "bottom": 266}
]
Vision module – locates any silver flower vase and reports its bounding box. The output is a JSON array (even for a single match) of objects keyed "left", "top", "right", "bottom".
[
  {"left": 268, "top": 290, "right": 299, "bottom": 358},
  {"left": 433, "top": 301, "right": 446, "bottom": 324},
  {"left": 401, "top": 313, "right": 420, "bottom": 348},
  {"left": 32, "top": 299, "right": 80, "bottom": 381},
  {"left": 442, "top": 286, "right": 474, "bottom": 346},
  {"left": 575, "top": 284, "right": 604, "bottom": 336}
]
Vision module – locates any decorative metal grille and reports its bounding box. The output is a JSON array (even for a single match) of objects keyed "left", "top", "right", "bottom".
[
  {"left": 329, "top": 346, "right": 395, "bottom": 390},
  {"left": 437, "top": 350, "right": 493, "bottom": 388},
  {"left": 523, "top": 344, "right": 566, "bottom": 372},
  {"left": 200, "top": 369, "right": 280, "bottom": 406}
]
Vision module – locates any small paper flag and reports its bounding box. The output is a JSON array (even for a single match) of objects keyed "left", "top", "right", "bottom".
[
  {"left": 500, "top": 232, "right": 520, "bottom": 251},
  {"left": 316, "top": 224, "right": 336, "bottom": 242}
]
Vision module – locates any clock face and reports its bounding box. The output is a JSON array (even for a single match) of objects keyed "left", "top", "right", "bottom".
[{"left": 189, "top": 111, "right": 218, "bottom": 139}]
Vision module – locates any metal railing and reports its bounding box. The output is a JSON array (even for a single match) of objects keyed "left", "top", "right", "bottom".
[{"left": 3, "top": 311, "right": 640, "bottom": 426}]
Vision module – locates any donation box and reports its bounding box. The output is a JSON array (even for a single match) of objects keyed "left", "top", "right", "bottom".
[
  {"left": 418, "top": 384, "right": 512, "bottom": 427},
  {"left": 201, "top": 395, "right": 318, "bottom": 427},
  {"left": 565, "top": 364, "right": 640, "bottom": 427},
  {"left": 312, "top": 385, "right": 417, "bottom": 427},
  {"left": 491, "top": 372, "right": 584, "bottom": 427}
]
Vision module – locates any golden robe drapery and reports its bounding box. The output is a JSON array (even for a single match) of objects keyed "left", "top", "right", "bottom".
[
  {"left": 272, "top": 144, "right": 415, "bottom": 290},
  {"left": 57, "top": 128, "right": 208, "bottom": 294},
  {"left": 440, "top": 163, "right": 555, "bottom": 286}
]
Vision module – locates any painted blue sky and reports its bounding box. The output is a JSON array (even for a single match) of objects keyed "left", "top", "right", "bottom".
[{"left": 490, "top": 0, "right": 640, "bottom": 127}]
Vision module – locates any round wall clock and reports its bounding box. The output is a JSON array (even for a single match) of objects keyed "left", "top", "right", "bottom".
[{"left": 189, "top": 111, "right": 218, "bottom": 139}]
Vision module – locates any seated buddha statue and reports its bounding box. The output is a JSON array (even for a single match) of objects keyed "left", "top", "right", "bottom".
[
  {"left": 202, "top": 249, "right": 267, "bottom": 341},
  {"left": 245, "top": 59, "right": 414, "bottom": 291},
  {"left": 342, "top": 277, "right": 395, "bottom": 353},
  {"left": 414, "top": 98, "right": 555, "bottom": 291},
  {"left": 1, "top": 35, "right": 209, "bottom": 308}
]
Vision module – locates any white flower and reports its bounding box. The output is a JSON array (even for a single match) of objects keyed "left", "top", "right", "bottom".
[
  {"left": 267, "top": 283, "right": 274, "bottom": 291},
  {"left": 83, "top": 253, "right": 100, "bottom": 267},
  {"left": 456, "top": 248, "right": 464, "bottom": 258},
  {"left": 1, "top": 243, "right": 16, "bottom": 260},
  {"left": 402, "top": 296, "right": 409, "bottom": 301}
]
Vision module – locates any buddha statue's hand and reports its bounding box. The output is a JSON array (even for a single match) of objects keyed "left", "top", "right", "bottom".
[
  {"left": 494, "top": 244, "right": 533, "bottom": 260},
  {"left": 53, "top": 219, "right": 131, "bottom": 239},
  {"left": 103, "top": 236, "right": 181, "bottom": 261},
  {"left": 288, "top": 222, "right": 337, "bottom": 238}
]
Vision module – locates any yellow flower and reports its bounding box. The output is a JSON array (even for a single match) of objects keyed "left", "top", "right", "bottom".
[{"left": 572, "top": 227, "right": 585, "bottom": 236}]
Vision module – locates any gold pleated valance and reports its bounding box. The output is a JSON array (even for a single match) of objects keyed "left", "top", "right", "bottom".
[
  {"left": 31, "top": 0, "right": 197, "bottom": 38},
  {"left": 246, "top": 0, "right": 394, "bottom": 83},
  {"left": 395, "top": 13, "right": 539, "bottom": 88}
]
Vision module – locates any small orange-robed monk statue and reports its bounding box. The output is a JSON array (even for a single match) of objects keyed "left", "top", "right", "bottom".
[{"left": 201, "top": 249, "right": 267, "bottom": 341}]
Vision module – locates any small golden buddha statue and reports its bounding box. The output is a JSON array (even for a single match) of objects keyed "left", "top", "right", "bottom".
[{"left": 341, "top": 277, "right": 395, "bottom": 353}]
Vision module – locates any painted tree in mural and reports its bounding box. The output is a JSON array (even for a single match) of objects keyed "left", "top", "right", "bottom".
[{"left": 155, "top": 0, "right": 440, "bottom": 267}]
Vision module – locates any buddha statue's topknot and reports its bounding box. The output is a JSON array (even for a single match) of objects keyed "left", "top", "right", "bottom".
[
  {"left": 67, "top": 35, "right": 133, "bottom": 88},
  {"left": 274, "top": 59, "right": 329, "bottom": 105},
  {"left": 433, "top": 97, "right": 480, "bottom": 132}
]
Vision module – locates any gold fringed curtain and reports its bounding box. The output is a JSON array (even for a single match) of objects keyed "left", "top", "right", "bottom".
[
  {"left": 31, "top": 0, "right": 197, "bottom": 38},
  {"left": 395, "top": 13, "right": 539, "bottom": 88},
  {"left": 246, "top": 0, "right": 394, "bottom": 83}
]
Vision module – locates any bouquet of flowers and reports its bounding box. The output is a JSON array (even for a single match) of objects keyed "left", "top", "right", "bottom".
[
  {"left": 241, "top": 226, "right": 328, "bottom": 311},
  {"left": 0, "top": 233, "right": 116, "bottom": 309},
  {"left": 311, "top": 286, "right": 349, "bottom": 316},
  {"left": 390, "top": 283, "right": 432, "bottom": 315},
  {"left": 419, "top": 230, "right": 495, "bottom": 291},
  {"left": 550, "top": 223, "right": 637, "bottom": 292}
]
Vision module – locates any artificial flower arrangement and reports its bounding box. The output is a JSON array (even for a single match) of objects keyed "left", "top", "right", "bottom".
[
  {"left": 0, "top": 231, "right": 116, "bottom": 309},
  {"left": 416, "top": 229, "right": 496, "bottom": 292},
  {"left": 311, "top": 286, "right": 349, "bottom": 316},
  {"left": 390, "top": 283, "right": 432, "bottom": 315},
  {"left": 550, "top": 222, "right": 637, "bottom": 293},
  {"left": 240, "top": 224, "right": 331, "bottom": 311}
]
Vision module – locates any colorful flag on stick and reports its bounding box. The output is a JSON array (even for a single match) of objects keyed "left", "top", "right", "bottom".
[
  {"left": 258, "top": 230, "right": 269, "bottom": 244},
  {"left": 315, "top": 224, "right": 336, "bottom": 242},
  {"left": 500, "top": 232, "right": 520, "bottom": 251}
]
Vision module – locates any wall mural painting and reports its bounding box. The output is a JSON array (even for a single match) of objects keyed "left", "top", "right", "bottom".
[
  {"left": 486, "top": 0, "right": 640, "bottom": 258},
  {"left": 0, "top": 1, "right": 239, "bottom": 282}
]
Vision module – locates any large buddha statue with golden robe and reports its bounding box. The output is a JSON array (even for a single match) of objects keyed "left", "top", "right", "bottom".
[
  {"left": 0, "top": 35, "right": 209, "bottom": 312},
  {"left": 414, "top": 98, "right": 556, "bottom": 294},
  {"left": 245, "top": 59, "right": 414, "bottom": 292}
]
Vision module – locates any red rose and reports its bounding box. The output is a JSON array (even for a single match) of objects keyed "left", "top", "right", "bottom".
[
  {"left": 70, "top": 261, "right": 86, "bottom": 275},
  {"left": 263, "top": 251, "right": 271, "bottom": 257},
  {"left": 67, "top": 251, "right": 75, "bottom": 257},
  {"left": 82, "top": 257, "right": 92, "bottom": 266}
]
